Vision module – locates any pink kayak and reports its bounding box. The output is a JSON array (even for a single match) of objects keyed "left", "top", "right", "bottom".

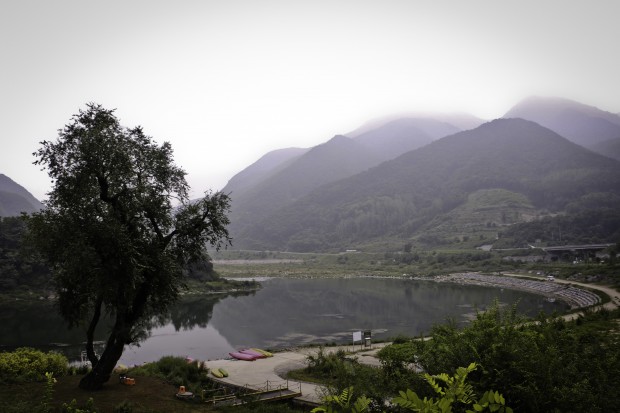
[
  {"left": 229, "top": 351, "right": 260, "bottom": 361},
  {"left": 240, "top": 349, "right": 266, "bottom": 358}
]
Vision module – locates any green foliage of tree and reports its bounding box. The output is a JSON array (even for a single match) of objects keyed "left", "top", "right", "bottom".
[
  {"left": 396, "top": 303, "right": 620, "bottom": 412},
  {"left": 394, "top": 363, "right": 512, "bottom": 413},
  {"left": 313, "top": 364, "right": 512, "bottom": 413},
  {"left": 25, "top": 103, "right": 231, "bottom": 389},
  {"left": 312, "top": 386, "right": 371, "bottom": 413}
]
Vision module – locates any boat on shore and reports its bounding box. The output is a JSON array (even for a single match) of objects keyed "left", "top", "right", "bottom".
[
  {"left": 251, "top": 348, "right": 273, "bottom": 357},
  {"left": 229, "top": 351, "right": 260, "bottom": 361},
  {"left": 240, "top": 348, "right": 267, "bottom": 359}
]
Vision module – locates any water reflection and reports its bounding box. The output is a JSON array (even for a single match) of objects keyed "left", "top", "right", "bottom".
[{"left": 1, "top": 278, "right": 568, "bottom": 364}]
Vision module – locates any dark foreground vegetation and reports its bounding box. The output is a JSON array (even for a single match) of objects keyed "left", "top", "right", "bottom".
[{"left": 2, "top": 303, "right": 619, "bottom": 413}]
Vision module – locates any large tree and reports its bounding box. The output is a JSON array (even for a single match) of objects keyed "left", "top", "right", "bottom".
[{"left": 26, "top": 103, "right": 231, "bottom": 389}]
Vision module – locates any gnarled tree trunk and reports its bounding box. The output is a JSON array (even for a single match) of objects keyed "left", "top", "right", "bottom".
[
  {"left": 79, "top": 283, "right": 151, "bottom": 390},
  {"left": 79, "top": 332, "right": 126, "bottom": 390}
]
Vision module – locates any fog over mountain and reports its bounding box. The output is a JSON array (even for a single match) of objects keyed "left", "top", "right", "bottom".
[
  {"left": 504, "top": 96, "right": 620, "bottom": 149},
  {"left": 223, "top": 147, "right": 309, "bottom": 195},
  {"left": 353, "top": 118, "right": 461, "bottom": 162},
  {"left": 346, "top": 112, "right": 485, "bottom": 137}
]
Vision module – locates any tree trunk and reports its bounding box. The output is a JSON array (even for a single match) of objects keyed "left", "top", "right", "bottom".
[
  {"left": 79, "top": 283, "right": 151, "bottom": 390},
  {"left": 79, "top": 329, "right": 126, "bottom": 390},
  {"left": 79, "top": 308, "right": 133, "bottom": 391},
  {"left": 85, "top": 296, "right": 103, "bottom": 366}
]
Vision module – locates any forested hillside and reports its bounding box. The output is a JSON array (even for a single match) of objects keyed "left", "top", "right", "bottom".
[
  {"left": 0, "top": 216, "right": 50, "bottom": 291},
  {"left": 235, "top": 119, "right": 620, "bottom": 251}
]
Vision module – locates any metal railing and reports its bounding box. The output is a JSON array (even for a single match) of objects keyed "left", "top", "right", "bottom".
[{"left": 204, "top": 379, "right": 302, "bottom": 405}]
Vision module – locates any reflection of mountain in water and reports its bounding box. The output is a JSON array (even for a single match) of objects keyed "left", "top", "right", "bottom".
[{"left": 208, "top": 278, "right": 568, "bottom": 349}]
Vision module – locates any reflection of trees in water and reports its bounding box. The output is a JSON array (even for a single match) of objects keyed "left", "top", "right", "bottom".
[
  {"left": 155, "top": 291, "right": 256, "bottom": 331},
  {"left": 0, "top": 291, "right": 255, "bottom": 360},
  {"left": 0, "top": 302, "right": 94, "bottom": 347}
]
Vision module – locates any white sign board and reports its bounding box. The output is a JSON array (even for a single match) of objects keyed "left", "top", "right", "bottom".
[{"left": 353, "top": 331, "right": 362, "bottom": 342}]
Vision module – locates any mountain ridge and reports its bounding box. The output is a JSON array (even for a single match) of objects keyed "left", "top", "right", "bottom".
[
  {"left": 504, "top": 96, "right": 620, "bottom": 148},
  {"left": 235, "top": 118, "right": 620, "bottom": 251},
  {"left": 0, "top": 174, "right": 44, "bottom": 217}
]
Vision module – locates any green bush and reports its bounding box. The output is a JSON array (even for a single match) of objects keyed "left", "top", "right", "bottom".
[
  {"left": 128, "top": 355, "right": 209, "bottom": 392},
  {"left": 0, "top": 347, "right": 68, "bottom": 383}
]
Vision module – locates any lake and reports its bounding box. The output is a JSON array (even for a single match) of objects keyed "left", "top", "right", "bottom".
[{"left": 0, "top": 277, "right": 567, "bottom": 365}]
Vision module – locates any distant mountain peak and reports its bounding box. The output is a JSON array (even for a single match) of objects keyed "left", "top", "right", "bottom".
[
  {"left": 346, "top": 112, "right": 485, "bottom": 137},
  {"left": 504, "top": 96, "right": 620, "bottom": 148}
]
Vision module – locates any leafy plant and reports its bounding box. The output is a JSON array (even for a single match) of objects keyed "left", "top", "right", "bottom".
[
  {"left": 40, "top": 372, "right": 56, "bottom": 413},
  {"left": 312, "top": 387, "right": 370, "bottom": 413},
  {"left": 393, "top": 363, "right": 512, "bottom": 413},
  {"left": 61, "top": 398, "right": 97, "bottom": 413}
]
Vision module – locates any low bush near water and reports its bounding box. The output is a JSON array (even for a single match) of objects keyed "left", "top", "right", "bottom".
[
  {"left": 128, "top": 355, "right": 210, "bottom": 393},
  {"left": 0, "top": 347, "right": 67, "bottom": 383}
]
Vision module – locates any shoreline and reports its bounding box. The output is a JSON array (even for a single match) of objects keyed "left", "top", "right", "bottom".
[{"left": 434, "top": 272, "right": 616, "bottom": 312}]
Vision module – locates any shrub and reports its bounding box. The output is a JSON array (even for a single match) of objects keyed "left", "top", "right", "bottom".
[
  {"left": 128, "top": 355, "right": 209, "bottom": 393},
  {"left": 0, "top": 347, "right": 68, "bottom": 383}
]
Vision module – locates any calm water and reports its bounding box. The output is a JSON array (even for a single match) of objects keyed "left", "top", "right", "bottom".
[{"left": 0, "top": 277, "right": 567, "bottom": 365}]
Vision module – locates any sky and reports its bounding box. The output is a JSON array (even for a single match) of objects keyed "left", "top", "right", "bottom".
[{"left": 2, "top": 0, "right": 619, "bottom": 201}]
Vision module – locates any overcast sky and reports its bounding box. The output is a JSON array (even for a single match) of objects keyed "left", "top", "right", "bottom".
[{"left": 2, "top": 0, "right": 619, "bottom": 201}]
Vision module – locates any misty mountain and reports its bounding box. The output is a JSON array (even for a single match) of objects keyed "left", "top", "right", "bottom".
[
  {"left": 224, "top": 116, "right": 468, "bottom": 241},
  {"left": 504, "top": 96, "right": 620, "bottom": 148},
  {"left": 0, "top": 174, "right": 43, "bottom": 217},
  {"left": 346, "top": 112, "right": 484, "bottom": 137},
  {"left": 235, "top": 119, "right": 620, "bottom": 251},
  {"left": 225, "top": 135, "right": 382, "bottom": 237},
  {"left": 353, "top": 118, "right": 461, "bottom": 162},
  {"left": 223, "top": 147, "right": 308, "bottom": 194}
]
